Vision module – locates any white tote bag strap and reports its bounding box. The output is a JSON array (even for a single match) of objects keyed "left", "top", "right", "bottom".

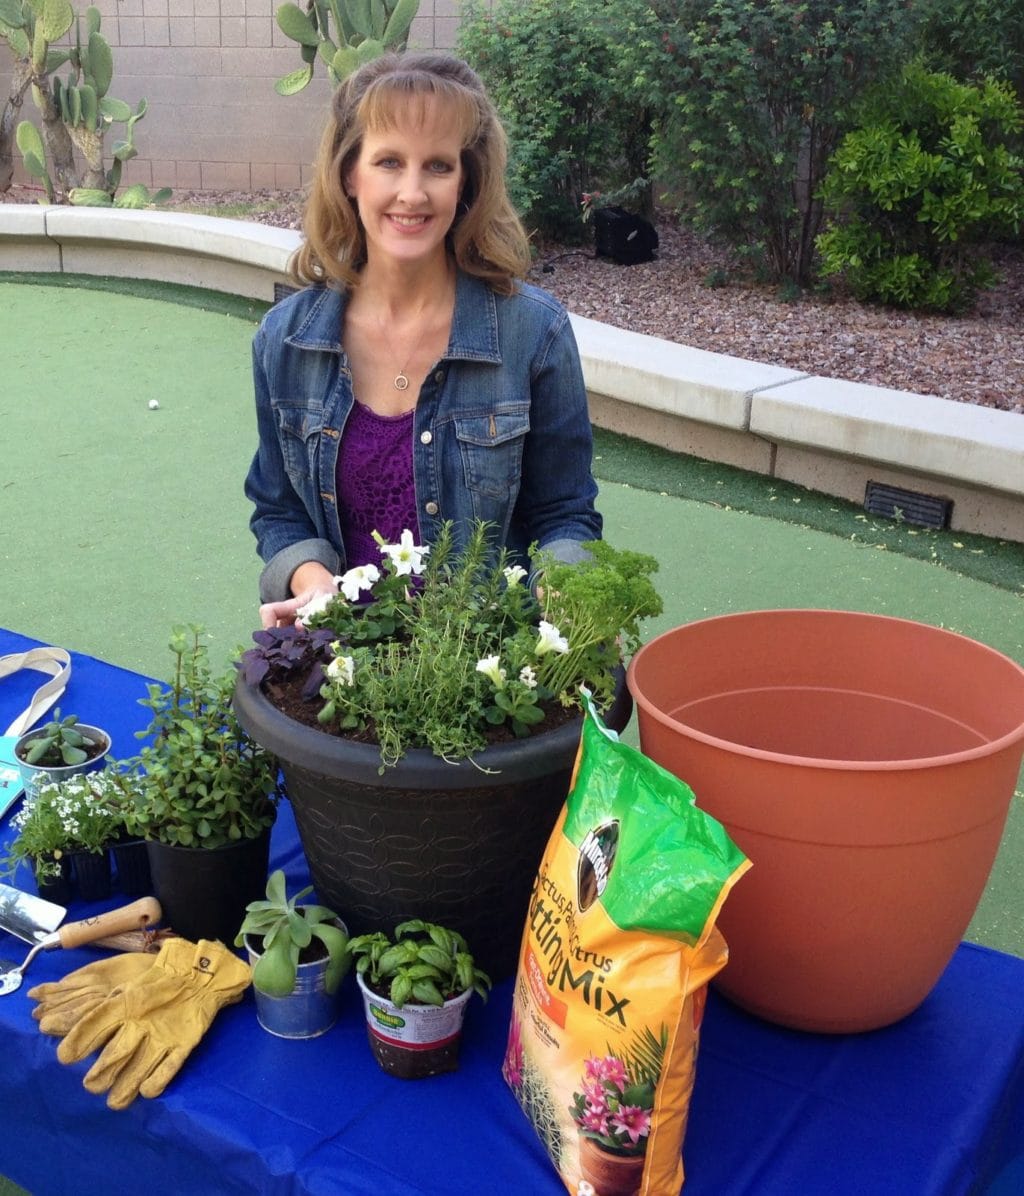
[{"left": 0, "top": 647, "right": 73, "bottom": 737}]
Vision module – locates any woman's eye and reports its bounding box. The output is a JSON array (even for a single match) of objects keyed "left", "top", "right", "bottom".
[{"left": 429, "top": 160, "right": 454, "bottom": 174}]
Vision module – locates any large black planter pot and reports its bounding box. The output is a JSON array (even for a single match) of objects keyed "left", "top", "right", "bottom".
[
  {"left": 233, "top": 676, "right": 632, "bottom": 980},
  {"left": 146, "top": 826, "right": 272, "bottom": 945}
]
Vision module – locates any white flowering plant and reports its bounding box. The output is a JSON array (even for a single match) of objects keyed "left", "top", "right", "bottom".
[
  {"left": 286, "top": 520, "right": 662, "bottom": 767},
  {"left": 1, "top": 772, "right": 125, "bottom": 880}
]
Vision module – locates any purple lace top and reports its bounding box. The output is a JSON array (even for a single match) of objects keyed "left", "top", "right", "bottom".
[{"left": 336, "top": 400, "right": 419, "bottom": 570}]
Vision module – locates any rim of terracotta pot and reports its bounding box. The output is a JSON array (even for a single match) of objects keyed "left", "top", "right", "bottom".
[
  {"left": 627, "top": 608, "right": 1024, "bottom": 773},
  {"left": 232, "top": 670, "right": 632, "bottom": 791}
]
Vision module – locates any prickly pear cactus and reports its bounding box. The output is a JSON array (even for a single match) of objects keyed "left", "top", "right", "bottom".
[
  {"left": 2, "top": 1, "right": 165, "bottom": 205},
  {"left": 274, "top": 0, "right": 419, "bottom": 94}
]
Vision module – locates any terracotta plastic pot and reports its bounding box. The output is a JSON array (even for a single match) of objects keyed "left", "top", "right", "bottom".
[{"left": 627, "top": 609, "right": 1024, "bottom": 1033}]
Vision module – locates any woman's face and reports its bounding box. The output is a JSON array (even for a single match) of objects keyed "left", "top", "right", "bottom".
[{"left": 346, "top": 97, "right": 465, "bottom": 272}]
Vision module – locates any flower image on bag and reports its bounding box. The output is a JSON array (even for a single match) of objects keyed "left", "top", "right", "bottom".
[{"left": 504, "top": 693, "right": 751, "bottom": 1195}]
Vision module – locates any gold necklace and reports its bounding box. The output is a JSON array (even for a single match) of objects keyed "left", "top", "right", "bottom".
[
  {"left": 374, "top": 261, "right": 455, "bottom": 391},
  {"left": 378, "top": 317, "right": 431, "bottom": 392}
]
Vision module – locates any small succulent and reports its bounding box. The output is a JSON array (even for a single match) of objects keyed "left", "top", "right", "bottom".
[
  {"left": 18, "top": 710, "right": 104, "bottom": 768},
  {"left": 348, "top": 919, "right": 492, "bottom": 1009},
  {"left": 235, "top": 869, "right": 351, "bottom": 997}
]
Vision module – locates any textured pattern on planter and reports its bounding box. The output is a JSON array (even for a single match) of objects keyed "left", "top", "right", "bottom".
[{"left": 282, "top": 762, "right": 575, "bottom": 981}]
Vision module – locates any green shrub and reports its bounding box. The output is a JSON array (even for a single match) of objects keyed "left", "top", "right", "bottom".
[
  {"left": 458, "top": 0, "right": 668, "bottom": 241},
  {"left": 817, "top": 63, "right": 1024, "bottom": 313},
  {"left": 653, "top": 0, "right": 920, "bottom": 283},
  {"left": 920, "top": 0, "right": 1024, "bottom": 101}
]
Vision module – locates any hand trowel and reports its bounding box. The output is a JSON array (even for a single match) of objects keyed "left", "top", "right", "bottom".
[{"left": 0, "top": 882, "right": 161, "bottom": 994}]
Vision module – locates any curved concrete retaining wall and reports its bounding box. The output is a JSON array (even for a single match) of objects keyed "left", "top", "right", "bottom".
[{"left": 3, "top": 204, "right": 1022, "bottom": 544}]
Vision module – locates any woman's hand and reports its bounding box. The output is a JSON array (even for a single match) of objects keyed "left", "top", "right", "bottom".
[{"left": 259, "top": 564, "right": 338, "bottom": 629}]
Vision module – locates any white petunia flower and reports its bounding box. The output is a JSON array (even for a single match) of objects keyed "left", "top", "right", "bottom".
[
  {"left": 297, "top": 591, "right": 335, "bottom": 621},
  {"left": 336, "top": 564, "right": 380, "bottom": 603},
  {"left": 326, "top": 655, "right": 356, "bottom": 687},
  {"left": 503, "top": 565, "right": 528, "bottom": 587},
  {"left": 475, "top": 655, "right": 507, "bottom": 689},
  {"left": 535, "top": 620, "right": 569, "bottom": 656},
  {"left": 519, "top": 665, "right": 537, "bottom": 689},
  {"left": 379, "top": 529, "right": 430, "bottom": 576}
]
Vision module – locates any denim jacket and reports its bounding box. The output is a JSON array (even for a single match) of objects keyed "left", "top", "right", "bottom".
[{"left": 246, "top": 270, "right": 602, "bottom": 602}]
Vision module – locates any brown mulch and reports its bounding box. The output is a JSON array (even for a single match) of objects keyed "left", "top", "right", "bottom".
[{"left": 5, "top": 181, "right": 1023, "bottom": 414}]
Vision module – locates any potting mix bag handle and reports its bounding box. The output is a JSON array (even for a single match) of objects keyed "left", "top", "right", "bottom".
[{"left": 504, "top": 691, "right": 750, "bottom": 1196}]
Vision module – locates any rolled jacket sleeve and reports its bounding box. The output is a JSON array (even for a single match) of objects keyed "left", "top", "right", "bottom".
[{"left": 245, "top": 328, "right": 342, "bottom": 603}]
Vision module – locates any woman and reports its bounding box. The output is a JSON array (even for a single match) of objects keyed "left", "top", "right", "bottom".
[{"left": 246, "top": 52, "right": 601, "bottom": 628}]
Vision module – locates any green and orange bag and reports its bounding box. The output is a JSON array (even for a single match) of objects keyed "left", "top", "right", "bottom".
[{"left": 503, "top": 693, "right": 750, "bottom": 1195}]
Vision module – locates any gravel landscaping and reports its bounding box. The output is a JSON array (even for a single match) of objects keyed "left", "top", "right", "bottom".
[{"left": 5, "top": 182, "right": 1023, "bottom": 415}]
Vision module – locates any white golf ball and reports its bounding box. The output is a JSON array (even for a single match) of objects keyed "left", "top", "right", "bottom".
[{"left": 148, "top": 399, "right": 160, "bottom": 410}]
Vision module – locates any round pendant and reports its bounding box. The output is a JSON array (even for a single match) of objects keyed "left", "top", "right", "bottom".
[{"left": 394, "top": 373, "right": 410, "bottom": 391}]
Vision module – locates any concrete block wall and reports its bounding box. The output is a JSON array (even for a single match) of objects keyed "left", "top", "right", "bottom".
[{"left": 0, "top": 0, "right": 463, "bottom": 192}]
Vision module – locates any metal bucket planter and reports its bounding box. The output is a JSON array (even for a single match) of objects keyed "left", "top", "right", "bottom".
[
  {"left": 14, "top": 723, "right": 110, "bottom": 799},
  {"left": 244, "top": 915, "right": 347, "bottom": 1039},
  {"left": 627, "top": 609, "right": 1024, "bottom": 1033},
  {"left": 233, "top": 675, "right": 632, "bottom": 981}
]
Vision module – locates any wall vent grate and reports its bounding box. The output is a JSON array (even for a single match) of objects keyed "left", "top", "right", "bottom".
[{"left": 864, "top": 482, "right": 953, "bottom": 530}]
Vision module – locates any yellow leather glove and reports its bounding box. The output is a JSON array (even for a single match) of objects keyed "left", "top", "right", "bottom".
[
  {"left": 28, "top": 953, "right": 158, "bottom": 1038},
  {"left": 57, "top": 938, "right": 251, "bottom": 1110}
]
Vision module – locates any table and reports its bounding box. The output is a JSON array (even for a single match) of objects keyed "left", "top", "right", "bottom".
[{"left": 1, "top": 629, "right": 1022, "bottom": 1195}]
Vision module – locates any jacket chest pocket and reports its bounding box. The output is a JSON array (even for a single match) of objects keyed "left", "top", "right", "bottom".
[
  {"left": 454, "top": 411, "right": 530, "bottom": 500},
  {"left": 276, "top": 405, "right": 324, "bottom": 484}
]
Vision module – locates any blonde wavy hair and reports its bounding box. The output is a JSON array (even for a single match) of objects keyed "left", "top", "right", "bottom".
[{"left": 291, "top": 53, "right": 531, "bottom": 295}]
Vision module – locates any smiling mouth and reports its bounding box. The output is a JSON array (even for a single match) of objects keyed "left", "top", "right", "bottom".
[{"left": 388, "top": 214, "right": 430, "bottom": 227}]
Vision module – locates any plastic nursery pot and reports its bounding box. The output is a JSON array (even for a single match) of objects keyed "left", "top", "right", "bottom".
[
  {"left": 146, "top": 828, "right": 271, "bottom": 945},
  {"left": 14, "top": 724, "right": 110, "bottom": 800},
  {"left": 35, "top": 855, "right": 73, "bottom": 906},
  {"left": 111, "top": 838, "right": 153, "bottom": 897},
  {"left": 232, "top": 673, "right": 633, "bottom": 982},
  {"left": 627, "top": 609, "right": 1024, "bottom": 1034},
  {"left": 244, "top": 915, "right": 348, "bottom": 1040},
  {"left": 355, "top": 971, "right": 472, "bottom": 1079},
  {"left": 70, "top": 849, "right": 112, "bottom": 903}
]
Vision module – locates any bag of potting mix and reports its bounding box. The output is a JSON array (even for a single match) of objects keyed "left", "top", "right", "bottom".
[{"left": 504, "top": 692, "right": 750, "bottom": 1195}]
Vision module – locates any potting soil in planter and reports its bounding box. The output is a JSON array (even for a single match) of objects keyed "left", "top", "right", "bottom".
[{"left": 504, "top": 695, "right": 750, "bottom": 1196}]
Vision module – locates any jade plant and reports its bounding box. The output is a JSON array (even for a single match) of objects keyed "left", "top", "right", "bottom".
[
  {"left": 235, "top": 869, "right": 351, "bottom": 997},
  {"left": 273, "top": 0, "right": 419, "bottom": 95},
  {"left": 15, "top": 709, "right": 105, "bottom": 767},
  {"left": 114, "top": 627, "right": 280, "bottom": 850},
  {"left": 348, "top": 919, "right": 492, "bottom": 1008}
]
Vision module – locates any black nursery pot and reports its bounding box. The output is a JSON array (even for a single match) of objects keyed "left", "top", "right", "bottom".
[
  {"left": 70, "top": 849, "right": 112, "bottom": 903},
  {"left": 146, "top": 827, "right": 271, "bottom": 945},
  {"left": 111, "top": 837, "right": 153, "bottom": 897},
  {"left": 35, "top": 855, "right": 73, "bottom": 906},
  {"left": 233, "top": 675, "right": 632, "bottom": 981}
]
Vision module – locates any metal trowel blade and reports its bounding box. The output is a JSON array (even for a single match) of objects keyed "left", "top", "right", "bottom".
[{"left": 0, "top": 881, "right": 66, "bottom": 944}]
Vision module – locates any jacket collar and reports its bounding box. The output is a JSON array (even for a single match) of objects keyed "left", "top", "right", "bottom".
[{"left": 284, "top": 270, "right": 502, "bottom": 364}]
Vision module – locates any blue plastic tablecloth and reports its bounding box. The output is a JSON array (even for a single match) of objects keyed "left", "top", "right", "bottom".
[{"left": 1, "top": 629, "right": 1022, "bottom": 1195}]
